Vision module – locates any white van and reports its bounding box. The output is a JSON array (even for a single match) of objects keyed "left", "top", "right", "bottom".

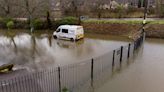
[{"left": 53, "top": 25, "right": 84, "bottom": 41}]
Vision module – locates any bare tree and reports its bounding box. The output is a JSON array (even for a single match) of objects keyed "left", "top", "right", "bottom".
[
  {"left": 90, "top": 0, "right": 106, "bottom": 18},
  {"left": 0, "top": 0, "right": 12, "bottom": 17},
  {"left": 13, "top": 0, "right": 50, "bottom": 30},
  {"left": 156, "top": 0, "right": 164, "bottom": 17},
  {"left": 62, "top": 0, "right": 85, "bottom": 23}
]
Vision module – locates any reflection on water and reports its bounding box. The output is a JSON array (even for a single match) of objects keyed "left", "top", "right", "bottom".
[{"left": 0, "top": 33, "right": 129, "bottom": 71}]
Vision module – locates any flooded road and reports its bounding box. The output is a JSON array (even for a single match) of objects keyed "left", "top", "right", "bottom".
[
  {"left": 0, "top": 32, "right": 130, "bottom": 71},
  {"left": 96, "top": 38, "right": 164, "bottom": 92}
]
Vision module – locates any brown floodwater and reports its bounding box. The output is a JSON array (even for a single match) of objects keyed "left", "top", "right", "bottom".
[
  {"left": 0, "top": 32, "right": 130, "bottom": 71},
  {"left": 96, "top": 38, "right": 164, "bottom": 92}
]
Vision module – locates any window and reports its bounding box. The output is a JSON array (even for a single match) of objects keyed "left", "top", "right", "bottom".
[
  {"left": 62, "top": 29, "right": 68, "bottom": 33},
  {"left": 56, "top": 29, "right": 60, "bottom": 32}
]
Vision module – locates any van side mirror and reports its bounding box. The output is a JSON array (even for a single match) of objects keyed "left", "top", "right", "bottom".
[{"left": 56, "top": 29, "right": 60, "bottom": 32}]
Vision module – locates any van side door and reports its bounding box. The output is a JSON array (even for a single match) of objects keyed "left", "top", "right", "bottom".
[{"left": 61, "top": 29, "right": 69, "bottom": 38}]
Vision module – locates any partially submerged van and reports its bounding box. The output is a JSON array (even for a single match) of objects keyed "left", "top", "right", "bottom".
[{"left": 53, "top": 25, "right": 84, "bottom": 41}]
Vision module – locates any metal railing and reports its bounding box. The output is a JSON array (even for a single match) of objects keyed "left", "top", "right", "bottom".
[{"left": 0, "top": 32, "right": 145, "bottom": 92}]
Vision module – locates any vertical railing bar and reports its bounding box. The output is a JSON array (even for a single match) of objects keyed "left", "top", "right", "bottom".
[
  {"left": 55, "top": 68, "right": 57, "bottom": 92},
  {"left": 8, "top": 79, "right": 11, "bottom": 92},
  {"left": 128, "top": 43, "right": 131, "bottom": 58},
  {"left": 48, "top": 69, "right": 51, "bottom": 92},
  {"left": 26, "top": 74, "right": 30, "bottom": 92},
  {"left": 42, "top": 70, "right": 45, "bottom": 92},
  {"left": 112, "top": 50, "right": 115, "bottom": 67},
  {"left": 49, "top": 68, "right": 52, "bottom": 92},
  {"left": 22, "top": 75, "right": 27, "bottom": 92},
  {"left": 58, "top": 66, "right": 61, "bottom": 92},
  {"left": 0, "top": 80, "right": 4, "bottom": 92},
  {"left": 45, "top": 70, "right": 49, "bottom": 92},
  {"left": 91, "top": 58, "right": 94, "bottom": 87},
  {"left": 33, "top": 73, "right": 36, "bottom": 92},
  {"left": 45, "top": 70, "right": 48, "bottom": 92},
  {"left": 19, "top": 76, "right": 23, "bottom": 92},
  {"left": 45, "top": 70, "right": 47, "bottom": 92},
  {"left": 120, "top": 46, "right": 123, "bottom": 63},
  {"left": 17, "top": 76, "right": 21, "bottom": 92},
  {"left": 35, "top": 72, "right": 39, "bottom": 92},
  {"left": 12, "top": 78, "right": 15, "bottom": 92},
  {"left": 15, "top": 77, "right": 19, "bottom": 92},
  {"left": 29, "top": 73, "right": 33, "bottom": 92},
  {"left": 2, "top": 80, "right": 5, "bottom": 92},
  {"left": 37, "top": 71, "right": 41, "bottom": 92}
]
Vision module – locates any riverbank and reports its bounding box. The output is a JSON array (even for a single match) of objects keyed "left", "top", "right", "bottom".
[
  {"left": 82, "top": 19, "right": 164, "bottom": 38},
  {"left": 0, "top": 18, "right": 164, "bottom": 38}
]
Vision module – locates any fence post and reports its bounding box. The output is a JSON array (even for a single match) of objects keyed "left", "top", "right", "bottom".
[
  {"left": 112, "top": 50, "right": 115, "bottom": 67},
  {"left": 91, "top": 58, "right": 94, "bottom": 87},
  {"left": 58, "top": 67, "right": 61, "bottom": 92},
  {"left": 120, "top": 46, "right": 123, "bottom": 63},
  {"left": 128, "top": 43, "right": 131, "bottom": 58}
]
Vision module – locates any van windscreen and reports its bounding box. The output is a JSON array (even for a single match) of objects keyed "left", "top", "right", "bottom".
[{"left": 62, "top": 29, "right": 68, "bottom": 33}]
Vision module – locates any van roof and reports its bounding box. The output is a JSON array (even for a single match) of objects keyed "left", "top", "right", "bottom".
[{"left": 59, "top": 25, "right": 83, "bottom": 30}]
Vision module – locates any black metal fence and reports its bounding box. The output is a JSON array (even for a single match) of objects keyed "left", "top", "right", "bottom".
[{"left": 0, "top": 32, "right": 145, "bottom": 92}]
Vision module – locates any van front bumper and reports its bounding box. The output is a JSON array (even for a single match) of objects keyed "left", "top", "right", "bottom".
[{"left": 76, "top": 34, "right": 84, "bottom": 39}]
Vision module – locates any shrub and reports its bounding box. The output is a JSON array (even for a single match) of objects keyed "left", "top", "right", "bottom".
[
  {"left": 115, "top": 5, "right": 126, "bottom": 18},
  {"left": 0, "top": 17, "right": 14, "bottom": 28},
  {"left": 56, "top": 17, "right": 79, "bottom": 25},
  {"left": 62, "top": 87, "right": 69, "bottom": 92},
  {"left": 127, "top": 6, "right": 139, "bottom": 14},
  {"left": 6, "top": 21, "right": 14, "bottom": 29},
  {"left": 32, "top": 19, "right": 43, "bottom": 29},
  {"left": 3, "top": 18, "right": 14, "bottom": 24},
  {"left": 14, "top": 20, "right": 29, "bottom": 29}
]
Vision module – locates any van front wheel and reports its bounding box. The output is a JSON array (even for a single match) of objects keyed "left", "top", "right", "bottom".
[
  {"left": 53, "top": 35, "right": 57, "bottom": 39},
  {"left": 70, "top": 38, "right": 74, "bottom": 41}
]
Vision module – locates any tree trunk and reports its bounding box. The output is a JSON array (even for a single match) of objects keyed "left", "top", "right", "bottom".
[{"left": 47, "top": 11, "right": 52, "bottom": 29}]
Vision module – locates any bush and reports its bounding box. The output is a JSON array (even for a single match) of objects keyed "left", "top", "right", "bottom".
[
  {"left": 14, "top": 20, "right": 29, "bottom": 29},
  {"left": 6, "top": 21, "right": 14, "bottom": 29},
  {"left": 3, "top": 18, "right": 14, "bottom": 24},
  {"left": 62, "top": 87, "right": 69, "bottom": 92},
  {"left": 32, "top": 19, "right": 43, "bottom": 29},
  {"left": 56, "top": 17, "right": 79, "bottom": 25},
  {"left": 127, "top": 6, "right": 139, "bottom": 14},
  {"left": 0, "top": 17, "right": 14, "bottom": 28},
  {"left": 115, "top": 5, "right": 126, "bottom": 18}
]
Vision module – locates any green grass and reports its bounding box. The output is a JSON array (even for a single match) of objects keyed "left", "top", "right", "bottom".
[
  {"left": 148, "top": 20, "right": 164, "bottom": 24},
  {"left": 83, "top": 19, "right": 164, "bottom": 24},
  {"left": 83, "top": 20, "right": 143, "bottom": 24}
]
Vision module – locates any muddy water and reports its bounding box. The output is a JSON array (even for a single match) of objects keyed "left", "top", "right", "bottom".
[
  {"left": 96, "top": 38, "right": 164, "bottom": 92},
  {"left": 0, "top": 32, "right": 130, "bottom": 71}
]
